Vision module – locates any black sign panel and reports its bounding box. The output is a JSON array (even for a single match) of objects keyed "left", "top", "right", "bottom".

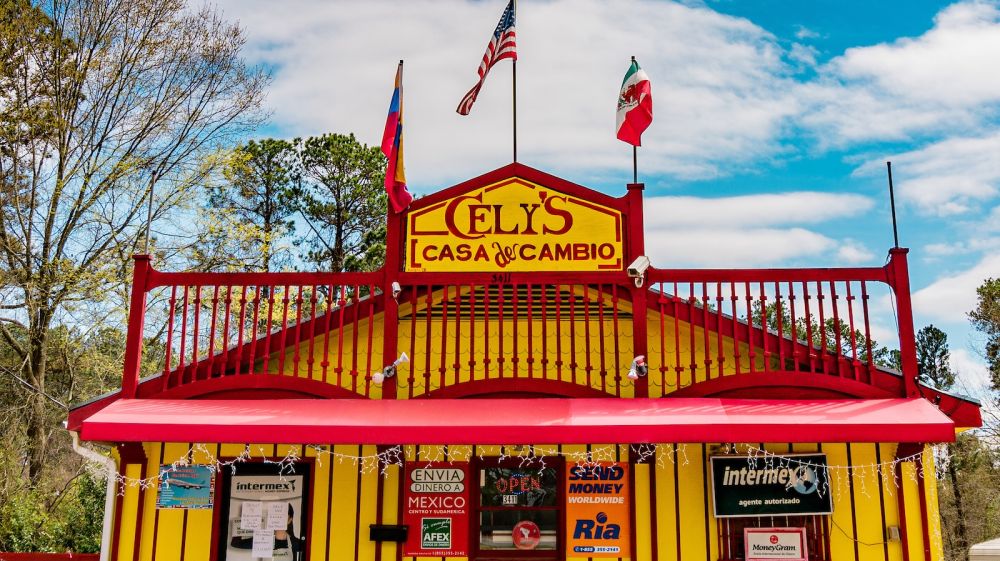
[{"left": 710, "top": 455, "right": 833, "bottom": 518}]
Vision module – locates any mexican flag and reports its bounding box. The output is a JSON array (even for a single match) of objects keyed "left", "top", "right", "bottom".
[{"left": 616, "top": 59, "right": 652, "bottom": 146}]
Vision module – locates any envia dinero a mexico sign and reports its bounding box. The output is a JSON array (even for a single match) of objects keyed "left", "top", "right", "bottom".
[
  {"left": 710, "top": 455, "right": 832, "bottom": 518},
  {"left": 406, "top": 177, "right": 623, "bottom": 272},
  {"left": 402, "top": 462, "right": 471, "bottom": 557}
]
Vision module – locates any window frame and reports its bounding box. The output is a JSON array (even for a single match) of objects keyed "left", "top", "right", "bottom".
[{"left": 471, "top": 455, "right": 566, "bottom": 561}]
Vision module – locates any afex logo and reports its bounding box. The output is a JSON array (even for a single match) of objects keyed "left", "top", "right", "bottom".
[{"left": 421, "top": 518, "right": 451, "bottom": 549}]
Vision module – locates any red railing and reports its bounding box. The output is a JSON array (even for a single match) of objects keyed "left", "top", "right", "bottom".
[
  {"left": 121, "top": 258, "right": 382, "bottom": 398},
  {"left": 644, "top": 248, "right": 918, "bottom": 397},
  {"left": 389, "top": 280, "right": 638, "bottom": 398},
  {"left": 120, "top": 249, "right": 918, "bottom": 399}
]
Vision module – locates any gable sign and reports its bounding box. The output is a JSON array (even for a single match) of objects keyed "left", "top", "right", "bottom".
[{"left": 406, "top": 177, "right": 623, "bottom": 272}]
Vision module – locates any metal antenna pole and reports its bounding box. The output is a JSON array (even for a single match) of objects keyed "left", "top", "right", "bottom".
[{"left": 887, "top": 161, "right": 900, "bottom": 248}]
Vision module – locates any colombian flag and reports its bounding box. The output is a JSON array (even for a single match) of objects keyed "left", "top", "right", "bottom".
[{"left": 382, "top": 61, "right": 412, "bottom": 213}]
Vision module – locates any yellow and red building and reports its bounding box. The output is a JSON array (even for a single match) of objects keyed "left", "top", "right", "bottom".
[{"left": 68, "top": 163, "right": 981, "bottom": 561}]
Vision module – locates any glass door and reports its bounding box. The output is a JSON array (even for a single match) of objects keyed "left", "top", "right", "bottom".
[{"left": 473, "top": 457, "right": 564, "bottom": 560}]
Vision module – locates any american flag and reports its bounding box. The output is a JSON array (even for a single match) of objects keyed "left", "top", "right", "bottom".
[{"left": 456, "top": 0, "right": 517, "bottom": 115}]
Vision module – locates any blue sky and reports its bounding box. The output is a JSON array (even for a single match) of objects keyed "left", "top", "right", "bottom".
[{"left": 216, "top": 0, "right": 999, "bottom": 395}]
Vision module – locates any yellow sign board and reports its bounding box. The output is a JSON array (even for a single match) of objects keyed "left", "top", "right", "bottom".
[{"left": 406, "top": 177, "right": 623, "bottom": 272}]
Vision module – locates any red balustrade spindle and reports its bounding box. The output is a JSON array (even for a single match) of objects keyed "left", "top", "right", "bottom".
[
  {"left": 161, "top": 286, "right": 178, "bottom": 391},
  {"left": 759, "top": 282, "right": 769, "bottom": 374},
  {"left": 845, "top": 283, "right": 860, "bottom": 381},
  {"left": 178, "top": 286, "right": 189, "bottom": 386},
  {"left": 568, "top": 285, "right": 578, "bottom": 384},
  {"left": 526, "top": 284, "right": 535, "bottom": 379},
  {"left": 440, "top": 285, "right": 450, "bottom": 389},
  {"left": 715, "top": 283, "right": 725, "bottom": 379}
]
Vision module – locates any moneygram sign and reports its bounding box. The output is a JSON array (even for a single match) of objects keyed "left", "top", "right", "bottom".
[
  {"left": 745, "top": 527, "right": 808, "bottom": 561},
  {"left": 710, "top": 455, "right": 832, "bottom": 518},
  {"left": 406, "top": 177, "right": 623, "bottom": 273}
]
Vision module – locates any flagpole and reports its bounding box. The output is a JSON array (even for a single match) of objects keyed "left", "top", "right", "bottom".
[
  {"left": 631, "top": 56, "right": 637, "bottom": 184},
  {"left": 512, "top": 0, "right": 518, "bottom": 163},
  {"left": 633, "top": 145, "right": 637, "bottom": 184},
  {"left": 513, "top": 59, "right": 517, "bottom": 162}
]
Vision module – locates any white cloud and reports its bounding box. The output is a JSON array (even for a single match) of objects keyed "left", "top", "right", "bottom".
[
  {"left": 853, "top": 132, "right": 1000, "bottom": 216},
  {"left": 923, "top": 236, "right": 1000, "bottom": 260},
  {"left": 834, "top": 2, "right": 1000, "bottom": 107},
  {"left": 912, "top": 252, "right": 1000, "bottom": 324},
  {"left": 836, "top": 239, "right": 875, "bottom": 264},
  {"left": 216, "top": 0, "right": 798, "bottom": 187},
  {"left": 788, "top": 43, "right": 818, "bottom": 67},
  {"left": 794, "top": 25, "right": 820, "bottom": 40},
  {"left": 645, "top": 227, "right": 835, "bottom": 267},
  {"left": 644, "top": 192, "right": 873, "bottom": 228},
  {"left": 799, "top": 0, "right": 1000, "bottom": 144},
  {"left": 952, "top": 347, "right": 992, "bottom": 393},
  {"left": 642, "top": 191, "right": 875, "bottom": 266}
]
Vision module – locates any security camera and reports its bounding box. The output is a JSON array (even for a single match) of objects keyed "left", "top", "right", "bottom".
[
  {"left": 627, "top": 355, "right": 648, "bottom": 380},
  {"left": 627, "top": 256, "right": 650, "bottom": 277},
  {"left": 373, "top": 353, "right": 409, "bottom": 385},
  {"left": 391, "top": 281, "right": 402, "bottom": 300},
  {"left": 627, "top": 256, "right": 651, "bottom": 287}
]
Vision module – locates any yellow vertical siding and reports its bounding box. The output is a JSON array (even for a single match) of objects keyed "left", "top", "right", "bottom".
[
  {"left": 901, "top": 460, "right": 925, "bottom": 561},
  {"left": 654, "top": 444, "right": 680, "bottom": 561},
  {"left": 923, "top": 448, "right": 944, "bottom": 561},
  {"left": 879, "top": 443, "right": 904, "bottom": 561},
  {"left": 116, "top": 440, "right": 945, "bottom": 561},
  {"left": 633, "top": 460, "right": 653, "bottom": 561},
  {"left": 115, "top": 462, "right": 143, "bottom": 561}
]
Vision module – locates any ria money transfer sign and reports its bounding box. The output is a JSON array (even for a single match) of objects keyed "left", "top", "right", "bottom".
[
  {"left": 565, "top": 462, "right": 630, "bottom": 557},
  {"left": 405, "top": 177, "right": 623, "bottom": 272},
  {"left": 402, "top": 462, "right": 471, "bottom": 557},
  {"left": 710, "top": 455, "right": 832, "bottom": 518}
]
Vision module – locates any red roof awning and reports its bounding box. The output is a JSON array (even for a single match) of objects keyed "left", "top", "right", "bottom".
[{"left": 78, "top": 397, "right": 954, "bottom": 444}]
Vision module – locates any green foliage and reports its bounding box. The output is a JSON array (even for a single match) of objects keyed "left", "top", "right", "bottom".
[
  {"left": 1, "top": 321, "right": 139, "bottom": 552},
  {"left": 968, "top": 277, "right": 1000, "bottom": 391},
  {"left": 197, "top": 133, "right": 389, "bottom": 273},
  {"left": 938, "top": 434, "right": 1000, "bottom": 561},
  {"left": 915, "top": 324, "right": 955, "bottom": 391},
  {"left": 750, "top": 300, "right": 897, "bottom": 368},
  {"left": 297, "top": 133, "right": 388, "bottom": 272},
  {"left": 0, "top": 468, "right": 106, "bottom": 553},
  {"left": 1, "top": 0, "right": 266, "bottom": 482},
  {"left": 204, "top": 140, "right": 299, "bottom": 271}
]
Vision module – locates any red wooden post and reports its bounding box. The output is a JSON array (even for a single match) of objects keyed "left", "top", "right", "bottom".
[
  {"left": 886, "top": 248, "right": 920, "bottom": 397},
  {"left": 626, "top": 183, "right": 649, "bottom": 398},
  {"left": 381, "top": 209, "right": 404, "bottom": 400},
  {"left": 121, "top": 254, "right": 152, "bottom": 398}
]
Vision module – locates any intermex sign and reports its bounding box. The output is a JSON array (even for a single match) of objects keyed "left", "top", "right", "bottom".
[
  {"left": 405, "top": 177, "right": 624, "bottom": 273},
  {"left": 710, "top": 455, "right": 833, "bottom": 518}
]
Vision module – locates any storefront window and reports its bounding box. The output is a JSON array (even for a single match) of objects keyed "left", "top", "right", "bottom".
[
  {"left": 217, "top": 462, "right": 311, "bottom": 561},
  {"left": 476, "top": 462, "right": 562, "bottom": 555}
]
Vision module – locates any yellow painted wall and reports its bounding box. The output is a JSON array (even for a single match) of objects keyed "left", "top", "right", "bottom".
[
  {"left": 112, "top": 442, "right": 939, "bottom": 561},
  {"left": 265, "top": 285, "right": 759, "bottom": 400}
]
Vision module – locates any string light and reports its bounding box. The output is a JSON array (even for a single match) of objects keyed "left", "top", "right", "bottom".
[{"left": 96, "top": 442, "right": 946, "bottom": 497}]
